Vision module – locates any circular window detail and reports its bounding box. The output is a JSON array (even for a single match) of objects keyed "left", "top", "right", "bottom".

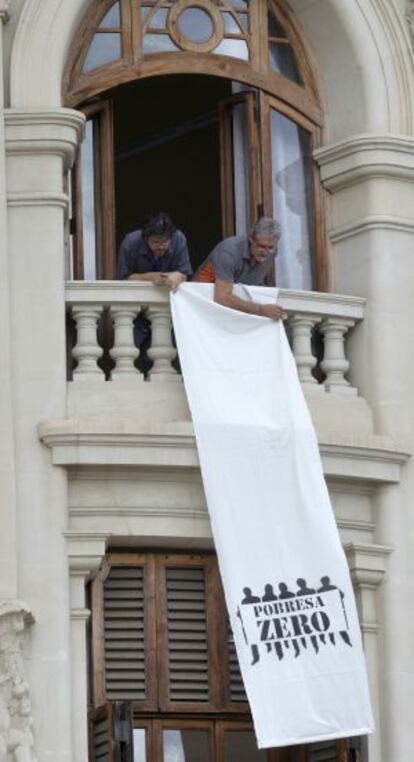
[
  {"left": 178, "top": 7, "right": 214, "bottom": 42},
  {"left": 168, "top": 0, "right": 224, "bottom": 53}
]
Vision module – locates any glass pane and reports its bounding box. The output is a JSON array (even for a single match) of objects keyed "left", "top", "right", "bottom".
[
  {"left": 268, "top": 10, "right": 287, "bottom": 39},
  {"left": 222, "top": 12, "right": 240, "bottom": 34},
  {"left": 237, "top": 12, "right": 248, "bottom": 30},
  {"left": 99, "top": 3, "right": 121, "bottom": 28},
  {"left": 141, "top": 6, "right": 151, "bottom": 20},
  {"left": 178, "top": 7, "right": 214, "bottom": 43},
  {"left": 269, "top": 42, "right": 302, "bottom": 84},
  {"left": 163, "top": 730, "right": 211, "bottom": 762},
  {"left": 148, "top": 8, "right": 169, "bottom": 28},
  {"left": 225, "top": 730, "right": 267, "bottom": 761},
  {"left": 143, "top": 33, "right": 179, "bottom": 53},
  {"left": 82, "top": 33, "right": 121, "bottom": 72},
  {"left": 133, "top": 729, "right": 146, "bottom": 762},
  {"left": 228, "top": 0, "right": 248, "bottom": 6},
  {"left": 270, "top": 109, "right": 313, "bottom": 290},
  {"left": 213, "top": 39, "right": 248, "bottom": 60},
  {"left": 81, "top": 120, "right": 96, "bottom": 280}
]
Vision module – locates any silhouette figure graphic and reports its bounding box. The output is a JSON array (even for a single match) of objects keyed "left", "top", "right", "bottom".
[
  {"left": 296, "top": 578, "right": 316, "bottom": 596},
  {"left": 317, "top": 576, "right": 337, "bottom": 593},
  {"left": 241, "top": 587, "right": 260, "bottom": 604},
  {"left": 262, "top": 584, "right": 278, "bottom": 602},
  {"left": 278, "top": 582, "right": 295, "bottom": 599}
]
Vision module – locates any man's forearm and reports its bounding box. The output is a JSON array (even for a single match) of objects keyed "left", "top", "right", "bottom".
[
  {"left": 216, "top": 291, "right": 261, "bottom": 315},
  {"left": 127, "top": 272, "right": 160, "bottom": 283}
]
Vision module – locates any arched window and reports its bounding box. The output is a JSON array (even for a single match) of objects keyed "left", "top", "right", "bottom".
[{"left": 65, "top": 0, "right": 325, "bottom": 290}]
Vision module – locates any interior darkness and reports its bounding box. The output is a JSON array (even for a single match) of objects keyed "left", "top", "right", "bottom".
[{"left": 114, "top": 74, "right": 232, "bottom": 270}]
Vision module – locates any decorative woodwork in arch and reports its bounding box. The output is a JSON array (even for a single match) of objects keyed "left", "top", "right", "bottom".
[{"left": 64, "top": 0, "right": 321, "bottom": 123}]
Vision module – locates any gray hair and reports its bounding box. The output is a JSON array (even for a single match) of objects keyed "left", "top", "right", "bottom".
[{"left": 250, "top": 217, "right": 281, "bottom": 241}]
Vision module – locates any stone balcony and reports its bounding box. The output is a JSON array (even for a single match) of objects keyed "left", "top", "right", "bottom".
[
  {"left": 62, "top": 280, "right": 378, "bottom": 433},
  {"left": 37, "top": 280, "right": 409, "bottom": 552},
  {"left": 65, "top": 280, "right": 365, "bottom": 389},
  {"left": 37, "top": 281, "right": 409, "bottom": 487}
]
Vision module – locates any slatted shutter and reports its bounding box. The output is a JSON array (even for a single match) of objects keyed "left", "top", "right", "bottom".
[
  {"left": 308, "top": 739, "right": 349, "bottom": 761},
  {"left": 228, "top": 620, "right": 247, "bottom": 703},
  {"left": 165, "top": 566, "right": 210, "bottom": 703},
  {"left": 309, "top": 742, "right": 338, "bottom": 761},
  {"left": 89, "top": 705, "right": 114, "bottom": 762},
  {"left": 103, "top": 566, "right": 146, "bottom": 700},
  {"left": 89, "top": 703, "right": 133, "bottom": 762}
]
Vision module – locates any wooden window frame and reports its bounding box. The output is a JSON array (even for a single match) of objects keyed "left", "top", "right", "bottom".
[
  {"left": 72, "top": 100, "right": 116, "bottom": 280},
  {"left": 91, "top": 552, "right": 251, "bottom": 714},
  {"left": 219, "top": 91, "right": 262, "bottom": 238},
  {"left": 89, "top": 552, "right": 356, "bottom": 761}
]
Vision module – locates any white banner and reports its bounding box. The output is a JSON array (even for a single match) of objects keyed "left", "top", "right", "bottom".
[{"left": 170, "top": 283, "right": 374, "bottom": 749}]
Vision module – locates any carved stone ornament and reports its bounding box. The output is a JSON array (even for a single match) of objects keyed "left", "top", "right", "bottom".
[
  {"left": 0, "top": 1, "right": 10, "bottom": 23},
  {"left": 0, "top": 600, "right": 37, "bottom": 762},
  {"left": 406, "top": 1, "right": 414, "bottom": 45}
]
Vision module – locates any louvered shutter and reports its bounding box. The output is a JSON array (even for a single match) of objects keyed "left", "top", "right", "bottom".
[
  {"left": 308, "top": 739, "right": 349, "bottom": 761},
  {"left": 89, "top": 705, "right": 115, "bottom": 762},
  {"left": 89, "top": 703, "right": 133, "bottom": 762},
  {"left": 228, "top": 621, "right": 247, "bottom": 703},
  {"left": 103, "top": 566, "right": 146, "bottom": 700},
  {"left": 165, "top": 566, "right": 210, "bottom": 703}
]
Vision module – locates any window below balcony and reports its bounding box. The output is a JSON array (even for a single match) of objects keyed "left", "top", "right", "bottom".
[{"left": 88, "top": 552, "right": 358, "bottom": 761}]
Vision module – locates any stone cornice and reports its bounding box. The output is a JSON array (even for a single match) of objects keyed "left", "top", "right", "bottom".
[
  {"left": 330, "top": 214, "right": 414, "bottom": 244},
  {"left": 5, "top": 109, "right": 85, "bottom": 170},
  {"left": 344, "top": 542, "right": 393, "bottom": 587},
  {"left": 38, "top": 421, "right": 410, "bottom": 485},
  {"left": 64, "top": 530, "right": 109, "bottom": 577},
  {"left": 314, "top": 134, "right": 414, "bottom": 191}
]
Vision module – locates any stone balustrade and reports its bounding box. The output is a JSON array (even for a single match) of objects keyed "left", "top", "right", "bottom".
[{"left": 66, "top": 282, "right": 365, "bottom": 393}]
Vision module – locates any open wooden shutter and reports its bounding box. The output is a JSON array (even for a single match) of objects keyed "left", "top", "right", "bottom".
[
  {"left": 219, "top": 91, "right": 262, "bottom": 237},
  {"left": 72, "top": 100, "right": 116, "bottom": 280},
  {"left": 89, "top": 702, "right": 133, "bottom": 762}
]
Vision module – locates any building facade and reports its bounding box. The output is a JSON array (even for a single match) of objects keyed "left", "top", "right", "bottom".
[{"left": 1, "top": 0, "right": 414, "bottom": 760}]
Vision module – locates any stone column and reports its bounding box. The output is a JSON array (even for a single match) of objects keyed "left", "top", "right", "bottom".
[
  {"left": 0, "top": 2, "right": 18, "bottom": 601},
  {"left": 345, "top": 543, "right": 392, "bottom": 762},
  {"left": 65, "top": 532, "right": 108, "bottom": 762},
  {"left": 5, "top": 109, "right": 84, "bottom": 762},
  {"left": 316, "top": 135, "right": 414, "bottom": 761}
]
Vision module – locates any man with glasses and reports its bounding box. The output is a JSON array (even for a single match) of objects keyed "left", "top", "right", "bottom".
[
  {"left": 193, "top": 217, "right": 286, "bottom": 320},
  {"left": 117, "top": 212, "right": 192, "bottom": 372}
]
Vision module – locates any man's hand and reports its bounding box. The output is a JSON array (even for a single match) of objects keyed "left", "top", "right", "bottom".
[
  {"left": 258, "top": 303, "right": 287, "bottom": 320},
  {"left": 160, "top": 271, "right": 185, "bottom": 292}
]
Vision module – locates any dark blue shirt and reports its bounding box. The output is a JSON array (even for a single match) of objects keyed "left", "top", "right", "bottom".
[{"left": 117, "top": 229, "right": 192, "bottom": 279}]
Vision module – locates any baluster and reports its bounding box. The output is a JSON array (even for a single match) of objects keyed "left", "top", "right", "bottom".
[
  {"left": 146, "top": 304, "right": 180, "bottom": 382},
  {"left": 288, "top": 314, "right": 323, "bottom": 390},
  {"left": 320, "top": 318, "right": 357, "bottom": 394},
  {"left": 109, "top": 307, "right": 141, "bottom": 380},
  {"left": 71, "top": 306, "right": 104, "bottom": 380}
]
